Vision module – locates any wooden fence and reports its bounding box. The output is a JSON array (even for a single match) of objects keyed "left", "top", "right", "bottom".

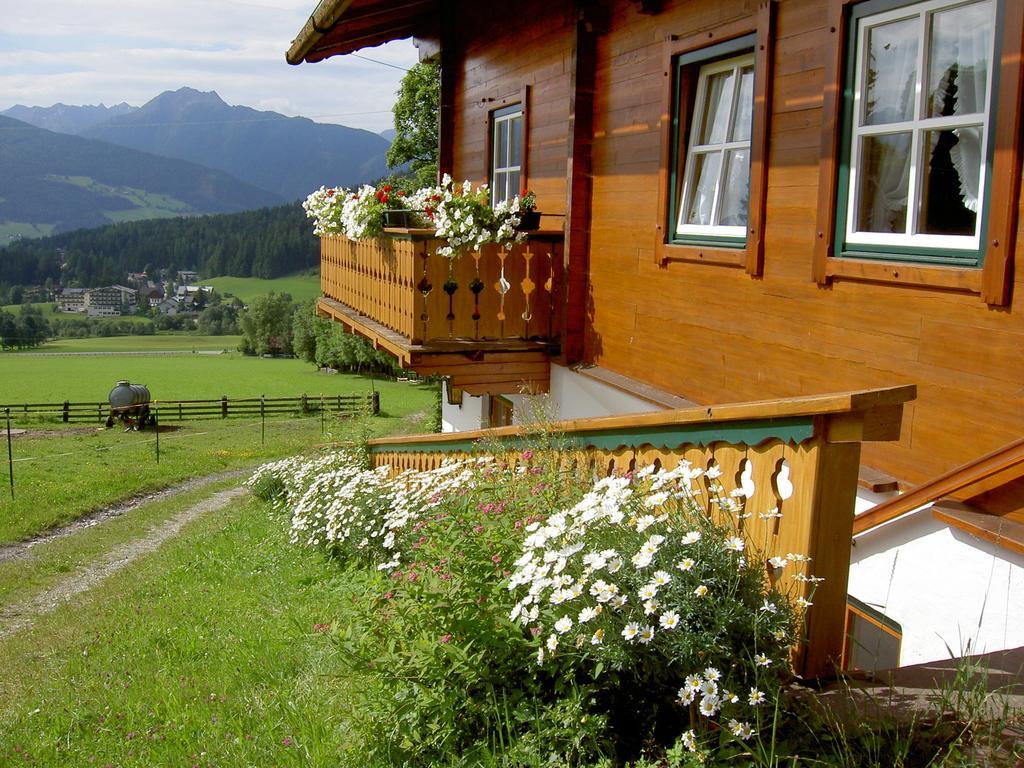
[
  {"left": 368, "top": 385, "right": 917, "bottom": 679},
  {"left": 1, "top": 392, "right": 380, "bottom": 424}
]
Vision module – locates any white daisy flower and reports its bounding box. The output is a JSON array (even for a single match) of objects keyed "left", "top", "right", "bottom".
[
  {"left": 698, "top": 695, "right": 720, "bottom": 717},
  {"left": 755, "top": 653, "right": 772, "bottom": 667},
  {"left": 676, "top": 558, "right": 696, "bottom": 572},
  {"left": 748, "top": 687, "right": 766, "bottom": 706},
  {"left": 638, "top": 625, "right": 655, "bottom": 644},
  {"left": 694, "top": 584, "right": 708, "bottom": 598},
  {"left": 659, "top": 610, "right": 680, "bottom": 629},
  {"left": 621, "top": 622, "right": 640, "bottom": 641},
  {"left": 554, "top": 616, "right": 572, "bottom": 634}
]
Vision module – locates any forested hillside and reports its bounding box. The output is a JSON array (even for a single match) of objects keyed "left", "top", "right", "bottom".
[{"left": 0, "top": 203, "right": 317, "bottom": 288}]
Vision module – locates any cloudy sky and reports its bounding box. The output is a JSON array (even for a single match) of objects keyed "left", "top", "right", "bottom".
[{"left": 0, "top": 0, "right": 420, "bottom": 134}]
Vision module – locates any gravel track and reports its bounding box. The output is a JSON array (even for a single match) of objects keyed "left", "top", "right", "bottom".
[{"left": 0, "top": 485, "right": 250, "bottom": 639}]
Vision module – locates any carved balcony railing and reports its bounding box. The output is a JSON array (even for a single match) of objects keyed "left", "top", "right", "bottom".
[
  {"left": 368, "top": 385, "right": 917, "bottom": 679},
  {"left": 317, "top": 230, "right": 564, "bottom": 393}
]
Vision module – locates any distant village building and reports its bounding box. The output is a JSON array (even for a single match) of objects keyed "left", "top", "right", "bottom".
[
  {"left": 177, "top": 270, "right": 199, "bottom": 285},
  {"left": 57, "top": 288, "right": 87, "bottom": 313},
  {"left": 84, "top": 285, "right": 137, "bottom": 317}
]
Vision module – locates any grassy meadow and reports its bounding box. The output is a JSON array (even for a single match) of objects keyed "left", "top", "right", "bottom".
[
  {"left": 203, "top": 273, "right": 321, "bottom": 304},
  {"left": 17, "top": 334, "right": 243, "bottom": 354},
  {"left": 0, "top": 496, "right": 362, "bottom": 767},
  {"left": 0, "top": 341, "right": 415, "bottom": 405}
]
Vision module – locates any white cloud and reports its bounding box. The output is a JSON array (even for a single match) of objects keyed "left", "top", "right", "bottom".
[{"left": 0, "top": 0, "right": 419, "bottom": 132}]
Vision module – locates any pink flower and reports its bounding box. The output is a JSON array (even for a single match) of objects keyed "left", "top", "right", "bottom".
[
  {"left": 473, "top": 525, "right": 485, "bottom": 534},
  {"left": 491, "top": 554, "right": 502, "bottom": 564},
  {"left": 521, "top": 450, "right": 534, "bottom": 461},
  {"left": 439, "top": 633, "right": 453, "bottom": 644},
  {"left": 382, "top": 591, "right": 394, "bottom": 600},
  {"left": 407, "top": 572, "right": 419, "bottom": 582},
  {"left": 282, "top": 737, "right": 292, "bottom": 746}
]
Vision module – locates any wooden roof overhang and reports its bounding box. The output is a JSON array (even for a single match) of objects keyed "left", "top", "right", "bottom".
[{"left": 287, "top": 0, "right": 438, "bottom": 64}]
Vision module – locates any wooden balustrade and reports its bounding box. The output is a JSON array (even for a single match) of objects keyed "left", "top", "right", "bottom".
[
  {"left": 320, "top": 231, "right": 564, "bottom": 346},
  {"left": 367, "top": 385, "right": 917, "bottom": 679}
]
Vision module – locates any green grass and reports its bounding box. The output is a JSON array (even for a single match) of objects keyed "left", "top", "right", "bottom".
[
  {"left": 22, "top": 334, "right": 243, "bottom": 353},
  {"left": 0, "top": 496, "right": 362, "bottom": 767},
  {"left": 0, "top": 222, "right": 56, "bottom": 241},
  {"left": 0, "top": 347, "right": 425, "bottom": 404},
  {"left": 0, "top": 476, "right": 241, "bottom": 607},
  {"left": 0, "top": 381, "right": 433, "bottom": 543},
  {"left": 0, "top": 302, "right": 59, "bottom": 317},
  {"left": 204, "top": 273, "right": 321, "bottom": 304}
]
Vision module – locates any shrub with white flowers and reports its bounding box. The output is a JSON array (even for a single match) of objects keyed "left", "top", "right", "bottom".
[
  {"left": 302, "top": 182, "right": 425, "bottom": 238},
  {"left": 506, "top": 459, "right": 813, "bottom": 751}
]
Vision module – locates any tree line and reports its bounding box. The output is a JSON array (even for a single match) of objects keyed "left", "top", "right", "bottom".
[
  {"left": 0, "top": 202, "right": 318, "bottom": 292},
  {"left": 238, "top": 293, "right": 398, "bottom": 375}
]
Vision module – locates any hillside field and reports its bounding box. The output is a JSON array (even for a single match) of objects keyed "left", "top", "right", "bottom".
[
  {"left": 17, "top": 334, "right": 242, "bottom": 353},
  {"left": 204, "top": 273, "right": 321, "bottom": 304},
  {"left": 0, "top": 342, "right": 423, "bottom": 406}
]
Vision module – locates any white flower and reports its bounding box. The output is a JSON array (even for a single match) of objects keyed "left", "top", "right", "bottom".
[
  {"left": 796, "top": 596, "right": 814, "bottom": 608},
  {"left": 546, "top": 634, "right": 559, "bottom": 652},
  {"left": 705, "top": 465, "right": 723, "bottom": 479},
  {"left": 590, "top": 628, "right": 604, "bottom": 645},
  {"left": 676, "top": 558, "right": 696, "bottom": 572},
  {"left": 699, "top": 679, "right": 718, "bottom": 699},
  {"left": 659, "top": 610, "right": 680, "bottom": 629},
  {"left": 638, "top": 625, "right": 655, "bottom": 644},
  {"left": 703, "top": 667, "right": 721, "bottom": 682},
  {"left": 748, "top": 687, "right": 766, "bottom": 706},
  {"left": 643, "top": 599, "right": 659, "bottom": 615},
  {"left": 536, "top": 646, "right": 545, "bottom": 665},
  {"left": 681, "top": 531, "right": 701, "bottom": 545},
  {"left": 678, "top": 687, "right": 695, "bottom": 705},
  {"left": 635, "top": 514, "right": 657, "bottom": 532},
  {"left": 694, "top": 584, "right": 708, "bottom": 598},
  {"left": 651, "top": 570, "right": 672, "bottom": 586},
  {"left": 681, "top": 730, "right": 697, "bottom": 751},
  {"left": 768, "top": 556, "right": 788, "bottom": 569},
  {"left": 578, "top": 606, "right": 599, "bottom": 623},
  {"left": 621, "top": 622, "right": 640, "bottom": 641},
  {"left": 724, "top": 536, "right": 745, "bottom": 552},
  {"left": 609, "top": 594, "right": 627, "bottom": 609},
  {"left": 638, "top": 584, "right": 658, "bottom": 600},
  {"left": 554, "top": 616, "right": 572, "bottom": 634},
  {"left": 684, "top": 674, "right": 702, "bottom": 692},
  {"left": 759, "top": 599, "right": 778, "bottom": 614},
  {"left": 755, "top": 653, "right": 772, "bottom": 667},
  {"left": 698, "top": 695, "right": 720, "bottom": 717}
]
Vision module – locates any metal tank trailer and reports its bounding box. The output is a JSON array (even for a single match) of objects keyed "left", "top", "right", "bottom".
[{"left": 105, "top": 380, "right": 155, "bottom": 430}]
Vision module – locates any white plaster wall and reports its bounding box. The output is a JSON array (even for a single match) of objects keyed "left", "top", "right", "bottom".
[
  {"left": 506, "top": 364, "right": 662, "bottom": 424},
  {"left": 848, "top": 506, "right": 1024, "bottom": 666},
  {"left": 440, "top": 382, "right": 486, "bottom": 433}
]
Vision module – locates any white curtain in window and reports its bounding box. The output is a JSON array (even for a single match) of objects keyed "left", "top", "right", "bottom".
[{"left": 942, "top": 20, "right": 990, "bottom": 212}]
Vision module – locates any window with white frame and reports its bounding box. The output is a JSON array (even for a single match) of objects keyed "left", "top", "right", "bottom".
[
  {"left": 491, "top": 104, "right": 523, "bottom": 208},
  {"left": 841, "top": 0, "right": 995, "bottom": 261},
  {"left": 674, "top": 51, "right": 755, "bottom": 242}
]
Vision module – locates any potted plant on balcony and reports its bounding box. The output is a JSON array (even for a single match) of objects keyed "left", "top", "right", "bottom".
[
  {"left": 516, "top": 189, "right": 541, "bottom": 230},
  {"left": 427, "top": 175, "right": 527, "bottom": 260}
]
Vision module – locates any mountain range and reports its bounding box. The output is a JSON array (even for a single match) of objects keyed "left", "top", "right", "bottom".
[{"left": 1, "top": 88, "right": 396, "bottom": 240}]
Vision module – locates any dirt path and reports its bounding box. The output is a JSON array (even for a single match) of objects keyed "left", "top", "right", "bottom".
[
  {"left": 0, "top": 485, "right": 249, "bottom": 639},
  {"left": 0, "top": 469, "right": 248, "bottom": 564}
]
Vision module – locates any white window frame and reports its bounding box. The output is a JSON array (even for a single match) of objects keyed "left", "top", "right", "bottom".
[
  {"left": 491, "top": 106, "right": 522, "bottom": 208},
  {"left": 844, "top": 0, "right": 996, "bottom": 252},
  {"left": 675, "top": 52, "right": 755, "bottom": 240}
]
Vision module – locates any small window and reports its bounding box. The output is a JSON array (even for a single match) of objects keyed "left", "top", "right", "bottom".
[
  {"left": 490, "top": 104, "right": 523, "bottom": 208},
  {"left": 675, "top": 51, "right": 756, "bottom": 242},
  {"left": 488, "top": 395, "right": 513, "bottom": 427},
  {"left": 843, "top": 596, "right": 903, "bottom": 674},
  {"left": 838, "top": 0, "right": 996, "bottom": 265}
]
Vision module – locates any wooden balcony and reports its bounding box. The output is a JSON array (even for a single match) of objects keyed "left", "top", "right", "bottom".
[
  {"left": 368, "top": 385, "right": 918, "bottom": 679},
  {"left": 317, "top": 230, "right": 564, "bottom": 394}
]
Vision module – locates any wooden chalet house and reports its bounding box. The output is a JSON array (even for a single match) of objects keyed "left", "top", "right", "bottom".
[{"left": 287, "top": 0, "right": 1024, "bottom": 676}]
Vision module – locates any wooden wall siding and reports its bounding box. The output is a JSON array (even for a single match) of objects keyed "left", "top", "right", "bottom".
[
  {"left": 576, "top": 0, "right": 1024, "bottom": 492},
  {"left": 320, "top": 233, "right": 564, "bottom": 348},
  {"left": 369, "top": 385, "right": 915, "bottom": 678},
  {"left": 449, "top": 0, "right": 575, "bottom": 214}
]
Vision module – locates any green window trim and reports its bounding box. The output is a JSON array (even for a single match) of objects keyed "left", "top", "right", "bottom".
[
  {"left": 833, "top": 0, "right": 1002, "bottom": 269},
  {"left": 668, "top": 33, "right": 757, "bottom": 249}
]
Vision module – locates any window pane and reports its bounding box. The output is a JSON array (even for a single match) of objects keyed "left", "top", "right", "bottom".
[
  {"left": 507, "top": 171, "right": 520, "bottom": 202},
  {"left": 496, "top": 120, "right": 509, "bottom": 167},
  {"left": 719, "top": 149, "right": 750, "bottom": 227},
  {"left": 683, "top": 152, "right": 723, "bottom": 227},
  {"left": 927, "top": 2, "right": 990, "bottom": 118},
  {"left": 509, "top": 115, "right": 522, "bottom": 166},
  {"left": 863, "top": 17, "right": 919, "bottom": 126},
  {"left": 855, "top": 133, "right": 911, "bottom": 233},
  {"left": 494, "top": 171, "right": 509, "bottom": 205},
  {"left": 731, "top": 66, "right": 755, "bottom": 142},
  {"left": 698, "top": 70, "right": 735, "bottom": 144},
  {"left": 919, "top": 127, "right": 980, "bottom": 236}
]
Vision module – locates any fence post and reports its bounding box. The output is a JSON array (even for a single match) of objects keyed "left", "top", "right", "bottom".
[
  {"left": 5, "top": 408, "right": 13, "bottom": 500},
  {"left": 221, "top": 395, "right": 228, "bottom": 419},
  {"left": 372, "top": 391, "right": 380, "bottom": 415},
  {"left": 301, "top": 393, "right": 308, "bottom": 414},
  {"left": 178, "top": 402, "right": 183, "bottom": 421},
  {"left": 261, "top": 394, "right": 265, "bottom": 445},
  {"left": 98, "top": 403, "right": 103, "bottom": 424},
  {"left": 155, "top": 410, "right": 160, "bottom": 464},
  {"left": 320, "top": 394, "right": 325, "bottom": 434},
  {"left": 62, "top": 400, "right": 70, "bottom": 423}
]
